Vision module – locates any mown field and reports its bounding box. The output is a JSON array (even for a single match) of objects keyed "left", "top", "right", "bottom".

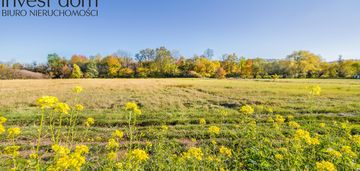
[{"left": 0, "top": 79, "right": 359, "bottom": 170}]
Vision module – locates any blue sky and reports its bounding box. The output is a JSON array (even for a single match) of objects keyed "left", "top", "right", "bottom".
[{"left": 1, "top": 0, "right": 360, "bottom": 63}]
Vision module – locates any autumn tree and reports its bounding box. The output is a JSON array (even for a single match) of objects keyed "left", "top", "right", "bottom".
[
  {"left": 103, "top": 56, "right": 121, "bottom": 78},
  {"left": 47, "top": 53, "right": 68, "bottom": 78},
  {"left": 151, "top": 47, "right": 178, "bottom": 77},
  {"left": 193, "top": 57, "right": 220, "bottom": 77},
  {"left": 71, "top": 64, "right": 83, "bottom": 78},
  {"left": 222, "top": 53, "right": 239, "bottom": 76},
  {"left": 215, "top": 67, "right": 227, "bottom": 79},
  {"left": 286, "top": 51, "right": 322, "bottom": 78}
]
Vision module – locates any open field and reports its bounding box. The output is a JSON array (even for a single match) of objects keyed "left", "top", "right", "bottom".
[{"left": 0, "top": 79, "right": 360, "bottom": 170}]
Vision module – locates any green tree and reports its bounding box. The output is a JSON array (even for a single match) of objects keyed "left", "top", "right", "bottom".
[{"left": 85, "top": 60, "right": 99, "bottom": 78}]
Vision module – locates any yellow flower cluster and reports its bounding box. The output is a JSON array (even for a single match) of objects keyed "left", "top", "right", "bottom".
[
  {"left": 4, "top": 145, "right": 20, "bottom": 157},
  {"left": 112, "top": 130, "right": 124, "bottom": 139},
  {"left": 85, "top": 117, "right": 95, "bottom": 127},
  {"left": 240, "top": 105, "right": 254, "bottom": 115},
  {"left": 128, "top": 149, "right": 149, "bottom": 162},
  {"left": 182, "top": 147, "right": 203, "bottom": 161},
  {"left": 52, "top": 144, "right": 70, "bottom": 156},
  {"left": 161, "top": 125, "right": 169, "bottom": 131},
  {"left": 316, "top": 161, "right": 336, "bottom": 171},
  {"left": 220, "top": 110, "right": 228, "bottom": 117},
  {"left": 73, "top": 86, "right": 83, "bottom": 94},
  {"left": 75, "top": 145, "right": 89, "bottom": 154},
  {"left": 7, "top": 127, "right": 21, "bottom": 138},
  {"left": 36, "top": 96, "right": 59, "bottom": 108},
  {"left": 208, "top": 126, "right": 220, "bottom": 135},
  {"left": 219, "top": 146, "right": 232, "bottom": 157},
  {"left": 51, "top": 144, "right": 89, "bottom": 170},
  {"left": 54, "top": 103, "right": 70, "bottom": 115},
  {"left": 107, "top": 151, "right": 117, "bottom": 161},
  {"left": 309, "top": 85, "right": 322, "bottom": 96},
  {"left": 0, "top": 116, "right": 7, "bottom": 134},
  {"left": 352, "top": 135, "right": 360, "bottom": 145},
  {"left": 294, "top": 129, "right": 320, "bottom": 145},
  {"left": 199, "top": 118, "right": 206, "bottom": 125},
  {"left": 340, "top": 146, "right": 357, "bottom": 158},
  {"left": 106, "top": 138, "right": 120, "bottom": 150},
  {"left": 125, "top": 102, "right": 142, "bottom": 115},
  {"left": 75, "top": 104, "right": 84, "bottom": 111},
  {"left": 325, "top": 148, "right": 342, "bottom": 158},
  {"left": 319, "top": 123, "right": 326, "bottom": 128},
  {"left": 274, "top": 115, "right": 285, "bottom": 124},
  {"left": 288, "top": 121, "right": 301, "bottom": 129}
]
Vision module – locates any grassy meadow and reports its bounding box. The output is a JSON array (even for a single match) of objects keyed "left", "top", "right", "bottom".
[{"left": 0, "top": 79, "right": 360, "bottom": 170}]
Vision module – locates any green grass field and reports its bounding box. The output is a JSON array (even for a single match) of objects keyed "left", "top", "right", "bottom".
[{"left": 0, "top": 79, "right": 359, "bottom": 170}]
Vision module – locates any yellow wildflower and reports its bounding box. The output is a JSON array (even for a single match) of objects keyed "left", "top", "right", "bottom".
[
  {"left": 133, "top": 108, "right": 142, "bottom": 115},
  {"left": 85, "top": 117, "right": 95, "bottom": 127},
  {"left": 316, "top": 161, "right": 336, "bottom": 171},
  {"left": 294, "top": 129, "right": 320, "bottom": 145},
  {"left": 0, "top": 116, "right": 7, "bottom": 124},
  {"left": 52, "top": 144, "right": 70, "bottom": 156},
  {"left": 29, "top": 153, "right": 38, "bottom": 159},
  {"left": 325, "top": 148, "right": 342, "bottom": 158},
  {"left": 211, "top": 140, "right": 217, "bottom": 145},
  {"left": 75, "top": 104, "right": 84, "bottom": 111},
  {"left": 107, "top": 151, "right": 117, "bottom": 161},
  {"left": 75, "top": 145, "right": 89, "bottom": 155},
  {"left": 36, "top": 96, "right": 59, "bottom": 108},
  {"left": 115, "top": 162, "right": 123, "bottom": 169},
  {"left": 309, "top": 85, "right": 321, "bottom": 96},
  {"left": 208, "top": 126, "right": 220, "bottom": 135},
  {"left": 341, "top": 146, "right": 357, "bottom": 158},
  {"left": 7, "top": 127, "right": 21, "bottom": 137},
  {"left": 161, "top": 125, "right": 168, "bottom": 131},
  {"left": 274, "top": 115, "right": 285, "bottom": 124},
  {"left": 106, "top": 138, "right": 120, "bottom": 150},
  {"left": 199, "top": 118, "right": 206, "bottom": 125},
  {"left": 128, "top": 149, "right": 149, "bottom": 162},
  {"left": 112, "top": 130, "right": 124, "bottom": 139},
  {"left": 219, "top": 146, "right": 232, "bottom": 157},
  {"left": 220, "top": 110, "right": 228, "bottom": 117},
  {"left": 73, "top": 86, "right": 83, "bottom": 94},
  {"left": 0, "top": 124, "right": 5, "bottom": 135},
  {"left": 68, "top": 152, "right": 86, "bottom": 170},
  {"left": 4, "top": 146, "right": 20, "bottom": 157},
  {"left": 319, "top": 123, "right": 326, "bottom": 128},
  {"left": 288, "top": 121, "right": 301, "bottom": 129},
  {"left": 352, "top": 135, "right": 360, "bottom": 145},
  {"left": 287, "top": 115, "right": 294, "bottom": 120},
  {"left": 275, "top": 154, "right": 284, "bottom": 160},
  {"left": 125, "top": 102, "right": 138, "bottom": 111},
  {"left": 54, "top": 103, "right": 70, "bottom": 114},
  {"left": 182, "top": 147, "right": 203, "bottom": 161},
  {"left": 240, "top": 105, "right": 254, "bottom": 115}
]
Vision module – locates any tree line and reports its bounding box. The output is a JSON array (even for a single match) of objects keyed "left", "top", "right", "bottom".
[{"left": 1, "top": 47, "right": 360, "bottom": 79}]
